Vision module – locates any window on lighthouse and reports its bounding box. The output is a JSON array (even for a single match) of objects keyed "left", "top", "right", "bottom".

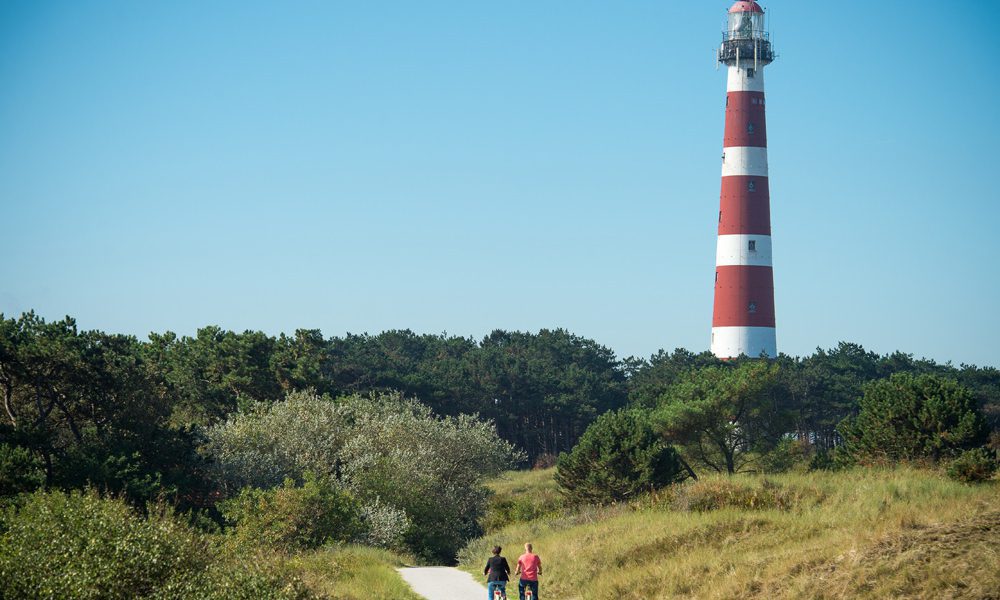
[
  {"left": 748, "top": 180, "right": 756, "bottom": 192},
  {"left": 747, "top": 122, "right": 755, "bottom": 134},
  {"left": 748, "top": 240, "right": 757, "bottom": 252},
  {"left": 746, "top": 68, "right": 755, "bottom": 78},
  {"left": 748, "top": 301, "right": 758, "bottom": 314}
]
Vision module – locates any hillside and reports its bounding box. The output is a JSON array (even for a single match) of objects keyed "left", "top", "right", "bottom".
[{"left": 459, "top": 468, "right": 1000, "bottom": 599}]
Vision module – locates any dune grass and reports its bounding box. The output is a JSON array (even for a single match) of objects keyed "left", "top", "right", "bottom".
[
  {"left": 287, "top": 545, "right": 423, "bottom": 600},
  {"left": 460, "top": 468, "right": 1000, "bottom": 599},
  {"left": 481, "top": 468, "right": 565, "bottom": 533}
]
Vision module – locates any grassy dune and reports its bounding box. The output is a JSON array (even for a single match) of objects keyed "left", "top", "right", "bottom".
[
  {"left": 288, "top": 546, "right": 423, "bottom": 600},
  {"left": 460, "top": 468, "right": 999, "bottom": 599}
]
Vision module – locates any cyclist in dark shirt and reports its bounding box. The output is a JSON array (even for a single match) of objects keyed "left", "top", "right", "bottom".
[{"left": 484, "top": 545, "right": 511, "bottom": 599}]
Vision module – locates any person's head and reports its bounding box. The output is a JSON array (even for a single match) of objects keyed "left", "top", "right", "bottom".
[
  {"left": 492, "top": 545, "right": 502, "bottom": 556},
  {"left": 524, "top": 543, "right": 533, "bottom": 553}
]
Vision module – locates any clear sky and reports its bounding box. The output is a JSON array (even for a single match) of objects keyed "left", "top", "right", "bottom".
[{"left": 1, "top": 1, "right": 997, "bottom": 367}]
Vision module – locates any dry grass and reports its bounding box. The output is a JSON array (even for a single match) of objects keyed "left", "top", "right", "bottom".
[
  {"left": 481, "top": 468, "right": 565, "bottom": 533},
  {"left": 459, "top": 468, "right": 1000, "bottom": 599},
  {"left": 287, "top": 545, "right": 423, "bottom": 600}
]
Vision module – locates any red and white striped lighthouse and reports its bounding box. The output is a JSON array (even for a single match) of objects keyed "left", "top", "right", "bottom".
[{"left": 711, "top": 0, "right": 777, "bottom": 359}]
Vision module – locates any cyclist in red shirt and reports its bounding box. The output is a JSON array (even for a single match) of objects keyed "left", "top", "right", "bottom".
[{"left": 514, "top": 542, "right": 542, "bottom": 600}]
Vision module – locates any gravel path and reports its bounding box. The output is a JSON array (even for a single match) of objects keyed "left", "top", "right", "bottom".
[{"left": 397, "top": 566, "right": 489, "bottom": 600}]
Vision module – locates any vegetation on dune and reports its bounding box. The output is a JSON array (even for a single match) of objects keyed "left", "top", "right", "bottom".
[
  {"left": 555, "top": 409, "right": 687, "bottom": 504},
  {"left": 460, "top": 468, "right": 1000, "bottom": 600},
  {"left": 653, "top": 361, "right": 789, "bottom": 476},
  {"left": 285, "top": 547, "right": 423, "bottom": 600},
  {"left": 481, "top": 468, "right": 564, "bottom": 533},
  {"left": 2, "top": 310, "right": 1000, "bottom": 597},
  {"left": 204, "top": 389, "right": 522, "bottom": 561},
  {"left": 0, "top": 487, "right": 423, "bottom": 600},
  {"left": 0, "top": 489, "right": 312, "bottom": 600},
  {"left": 839, "top": 372, "right": 990, "bottom": 464}
]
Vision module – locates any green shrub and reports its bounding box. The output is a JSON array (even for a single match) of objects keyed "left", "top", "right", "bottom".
[
  {"left": 0, "top": 489, "right": 204, "bottom": 600},
  {"left": 808, "top": 448, "right": 846, "bottom": 471},
  {"left": 152, "top": 559, "right": 313, "bottom": 600},
  {"left": 220, "top": 473, "right": 362, "bottom": 552},
  {"left": 759, "top": 438, "right": 812, "bottom": 473},
  {"left": 0, "top": 443, "right": 44, "bottom": 497},
  {"left": 0, "top": 489, "right": 311, "bottom": 600},
  {"left": 556, "top": 409, "right": 688, "bottom": 505},
  {"left": 946, "top": 448, "right": 998, "bottom": 484},
  {"left": 206, "top": 391, "right": 522, "bottom": 562},
  {"left": 839, "top": 373, "right": 989, "bottom": 464}
]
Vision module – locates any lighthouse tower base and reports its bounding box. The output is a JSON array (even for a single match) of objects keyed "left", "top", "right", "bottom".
[{"left": 711, "top": 326, "right": 776, "bottom": 359}]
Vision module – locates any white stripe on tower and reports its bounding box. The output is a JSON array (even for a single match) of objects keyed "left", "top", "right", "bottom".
[
  {"left": 721, "top": 147, "right": 768, "bottom": 178},
  {"left": 711, "top": 0, "right": 777, "bottom": 359},
  {"left": 716, "top": 234, "right": 772, "bottom": 267}
]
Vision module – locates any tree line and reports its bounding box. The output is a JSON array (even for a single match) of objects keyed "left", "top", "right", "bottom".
[{"left": 2, "top": 310, "right": 998, "bottom": 510}]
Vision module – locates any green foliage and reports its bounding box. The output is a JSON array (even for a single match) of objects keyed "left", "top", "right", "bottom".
[
  {"left": 481, "top": 495, "right": 559, "bottom": 532},
  {"left": 555, "top": 409, "right": 687, "bottom": 505},
  {"left": 625, "top": 348, "right": 722, "bottom": 408},
  {"left": 202, "top": 389, "right": 351, "bottom": 492},
  {"left": 205, "top": 390, "right": 522, "bottom": 561},
  {"left": 0, "top": 489, "right": 203, "bottom": 599},
  {"left": 0, "top": 488, "right": 311, "bottom": 600},
  {"left": 654, "top": 361, "right": 790, "bottom": 475},
  {"left": 807, "top": 448, "right": 845, "bottom": 471},
  {"left": 479, "top": 468, "right": 563, "bottom": 532},
  {"left": 0, "top": 312, "right": 207, "bottom": 506},
  {"left": 839, "top": 373, "right": 989, "bottom": 464},
  {"left": 337, "top": 393, "right": 523, "bottom": 562},
  {"left": 0, "top": 442, "right": 44, "bottom": 496},
  {"left": 945, "top": 448, "right": 997, "bottom": 484},
  {"left": 144, "top": 326, "right": 281, "bottom": 428},
  {"left": 220, "top": 474, "right": 362, "bottom": 552},
  {"left": 757, "top": 437, "right": 813, "bottom": 474}
]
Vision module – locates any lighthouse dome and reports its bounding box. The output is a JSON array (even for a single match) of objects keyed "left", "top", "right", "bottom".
[{"left": 729, "top": 1, "right": 764, "bottom": 14}]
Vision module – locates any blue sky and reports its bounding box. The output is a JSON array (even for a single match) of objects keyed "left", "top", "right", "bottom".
[{"left": 1, "top": 1, "right": 997, "bottom": 367}]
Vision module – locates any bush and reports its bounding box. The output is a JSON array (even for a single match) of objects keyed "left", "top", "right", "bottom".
[
  {"left": 0, "top": 443, "right": 44, "bottom": 497},
  {"left": 808, "top": 448, "right": 845, "bottom": 471},
  {"left": 946, "top": 448, "right": 998, "bottom": 484},
  {"left": 0, "top": 488, "right": 205, "bottom": 599},
  {"left": 207, "top": 390, "right": 523, "bottom": 562},
  {"left": 358, "top": 498, "right": 410, "bottom": 550},
  {"left": 338, "top": 395, "right": 522, "bottom": 562},
  {"left": 839, "top": 373, "right": 989, "bottom": 464},
  {"left": 758, "top": 438, "right": 813, "bottom": 473},
  {"left": 555, "top": 409, "right": 688, "bottom": 505},
  {"left": 202, "top": 389, "right": 353, "bottom": 492},
  {"left": 219, "top": 474, "right": 362, "bottom": 552},
  {"left": 0, "top": 489, "right": 311, "bottom": 600}
]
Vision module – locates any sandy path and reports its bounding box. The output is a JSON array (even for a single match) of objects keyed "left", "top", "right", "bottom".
[{"left": 397, "top": 566, "right": 491, "bottom": 600}]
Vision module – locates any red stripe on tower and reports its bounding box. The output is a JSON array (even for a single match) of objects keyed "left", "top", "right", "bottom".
[{"left": 711, "top": 0, "right": 777, "bottom": 359}]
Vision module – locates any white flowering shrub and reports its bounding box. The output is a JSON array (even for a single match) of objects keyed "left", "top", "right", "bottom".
[
  {"left": 202, "top": 390, "right": 352, "bottom": 492},
  {"left": 337, "top": 394, "right": 523, "bottom": 561},
  {"left": 202, "top": 390, "right": 523, "bottom": 560},
  {"left": 359, "top": 498, "right": 410, "bottom": 550}
]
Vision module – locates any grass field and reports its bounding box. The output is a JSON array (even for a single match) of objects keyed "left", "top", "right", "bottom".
[
  {"left": 460, "top": 468, "right": 1000, "bottom": 599},
  {"left": 288, "top": 545, "right": 423, "bottom": 600}
]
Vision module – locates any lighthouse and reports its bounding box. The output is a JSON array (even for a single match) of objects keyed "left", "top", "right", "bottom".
[{"left": 711, "top": 0, "right": 777, "bottom": 359}]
